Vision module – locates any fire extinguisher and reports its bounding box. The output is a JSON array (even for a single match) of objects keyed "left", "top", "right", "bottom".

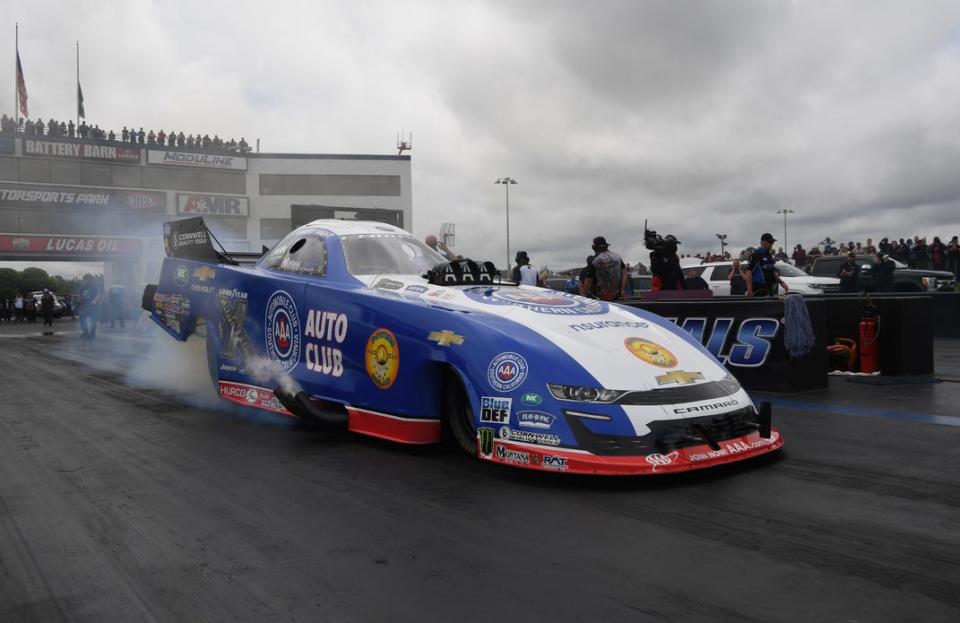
[{"left": 859, "top": 304, "right": 880, "bottom": 374}]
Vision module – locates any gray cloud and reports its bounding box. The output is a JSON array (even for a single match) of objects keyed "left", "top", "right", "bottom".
[{"left": 7, "top": 0, "right": 960, "bottom": 275}]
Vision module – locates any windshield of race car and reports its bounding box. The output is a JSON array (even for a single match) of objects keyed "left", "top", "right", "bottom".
[{"left": 341, "top": 234, "right": 446, "bottom": 276}]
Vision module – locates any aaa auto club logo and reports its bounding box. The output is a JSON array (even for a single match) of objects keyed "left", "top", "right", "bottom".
[
  {"left": 265, "top": 290, "right": 301, "bottom": 371},
  {"left": 487, "top": 352, "right": 528, "bottom": 392},
  {"left": 464, "top": 287, "right": 608, "bottom": 316},
  {"left": 624, "top": 338, "right": 677, "bottom": 368},
  {"left": 365, "top": 328, "right": 400, "bottom": 389}
]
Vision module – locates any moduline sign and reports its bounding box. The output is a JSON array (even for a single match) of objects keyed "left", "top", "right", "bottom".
[
  {"left": 148, "top": 149, "right": 247, "bottom": 170},
  {"left": 22, "top": 138, "right": 141, "bottom": 163},
  {"left": 0, "top": 182, "right": 166, "bottom": 211},
  {"left": 0, "top": 234, "right": 143, "bottom": 256},
  {"left": 177, "top": 193, "right": 249, "bottom": 217}
]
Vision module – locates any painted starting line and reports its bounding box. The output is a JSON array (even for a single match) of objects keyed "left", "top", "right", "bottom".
[{"left": 757, "top": 397, "right": 960, "bottom": 428}]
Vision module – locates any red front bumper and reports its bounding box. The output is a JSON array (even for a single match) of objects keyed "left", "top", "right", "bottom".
[{"left": 479, "top": 428, "right": 783, "bottom": 475}]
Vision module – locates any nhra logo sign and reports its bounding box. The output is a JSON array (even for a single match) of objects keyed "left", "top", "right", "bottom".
[
  {"left": 265, "top": 291, "right": 301, "bottom": 371},
  {"left": 177, "top": 194, "right": 249, "bottom": 217}
]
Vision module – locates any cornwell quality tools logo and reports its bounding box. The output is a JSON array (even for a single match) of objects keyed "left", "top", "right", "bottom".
[
  {"left": 624, "top": 338, "right": 677, "bottom": 368},
  {"left": 427, "top": 330, "right": 464, "bottom": 346},
  {"left": 265, "top": 291, "right": 301, "bottom": 372},
  {"left": 655, "top": 370, "right": 704, "bottom": 386},
  {"left": 365, "top": 328, "right": 400, "bottom": 389}
]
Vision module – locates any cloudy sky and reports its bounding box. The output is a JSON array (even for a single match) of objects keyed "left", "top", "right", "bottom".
[{"left": 7, "top": 0, "right": 960, "bottom": 275}]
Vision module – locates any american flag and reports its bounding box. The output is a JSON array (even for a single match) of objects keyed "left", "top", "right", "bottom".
[{"left": 16, "top": 51, "right": 28, "bottom": 117}]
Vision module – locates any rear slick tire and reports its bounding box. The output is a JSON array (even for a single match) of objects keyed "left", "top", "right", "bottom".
[{"left": 444, "top": 371, "right": 477, "bottom": 456}]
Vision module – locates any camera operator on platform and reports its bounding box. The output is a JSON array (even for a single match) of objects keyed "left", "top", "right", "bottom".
[{"left": 646, "top": 226, "right": 683, "bottom": 291}]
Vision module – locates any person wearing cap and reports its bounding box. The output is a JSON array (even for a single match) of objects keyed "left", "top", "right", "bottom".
[
  {"left": 745, "top": 233, "right": 789, "bottom": 297},
  {"left": 582, "top": 236, "right": 627, "bottom": 300},
  {"left": 512, "top": 251, "right": 541, "bottom": 286},
  {"left": 837, "top": 252, "right": 861, "bottom": 293}
]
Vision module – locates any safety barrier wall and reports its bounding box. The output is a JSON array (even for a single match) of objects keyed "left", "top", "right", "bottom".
[
  {"left": 931, "top": 292, "right": 960, "bottom": 338},
  {"left": 622, "top": 294, "right": 935, "bottom": 391},
  {"left": 622, "top": 298, "right": 828, "bottom": 393}
]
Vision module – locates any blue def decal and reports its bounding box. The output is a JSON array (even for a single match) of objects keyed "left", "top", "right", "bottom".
[
  {"left": 265, "top": 291, "right": 301, "bottom": 371},
  {"left": 675, "top": 317, "right": 779, "bottom": 367}
]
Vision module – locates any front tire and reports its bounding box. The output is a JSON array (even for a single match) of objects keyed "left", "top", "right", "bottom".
[{"left": 444, "top": 371, "right": 477, "bottom": 456}]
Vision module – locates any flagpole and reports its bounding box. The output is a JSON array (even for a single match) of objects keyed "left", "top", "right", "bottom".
[
  {"left": 76, "top": 41, "right": 79, "bottom": 133},
  {"left": 14, "top": 23, "right": 18, "bottom": 129}
]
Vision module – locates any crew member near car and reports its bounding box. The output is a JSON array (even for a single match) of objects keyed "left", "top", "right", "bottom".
[
  {"left": 745, "top": 233, "right": 789, "bottom": 297},
  {"left": 837, "top": 252, "right": 861, "bottom": 293},
  {"left": 874, "top": 252, "right": 895, "bottom": 292},
  {"left": 649, "top": 234, "right": 683, "bottom": 291}
]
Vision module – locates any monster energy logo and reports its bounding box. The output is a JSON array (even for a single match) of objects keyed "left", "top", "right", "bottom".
[{"left": 478, "top": 428, "right": 494, "bottom": 458}]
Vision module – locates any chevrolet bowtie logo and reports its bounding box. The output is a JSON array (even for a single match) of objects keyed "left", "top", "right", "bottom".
[
  {"left": 428, "top": 330, "right": 465, "bottom": 346},
  {"left": 193, "top": 266, "right": 216, "bottom": 282},
  {"left": 656, "top": 370, "right": 704, "bottom": 386}
]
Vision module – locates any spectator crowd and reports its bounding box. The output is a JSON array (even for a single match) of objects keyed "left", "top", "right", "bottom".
[{"left": 1, "top": 113, "right": 251, "bottom": 154}]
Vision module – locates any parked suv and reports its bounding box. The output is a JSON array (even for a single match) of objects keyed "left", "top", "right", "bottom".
[
  {"left": 688, "top": 261, "right": 840, "bottom": 296},
  {"left": 808, "top": 255, "right": 955, "bottom": 292}
]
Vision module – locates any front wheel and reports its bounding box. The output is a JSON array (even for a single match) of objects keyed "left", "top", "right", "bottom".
[{"left": 444, "top": 371, "right": 477, "bottom": 456}]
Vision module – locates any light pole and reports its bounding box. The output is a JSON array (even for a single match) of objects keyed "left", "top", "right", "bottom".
[
  {"left": 715, "top": 233, "right": 727, "bottom": 259},
  {"left": 495, "top": 177, "right": 517, "bottom": 273},
  {"left": 776, "top": 209, "right": 795, "bottom": 253}
]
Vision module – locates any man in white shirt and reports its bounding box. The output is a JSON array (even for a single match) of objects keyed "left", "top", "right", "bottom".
[{"left": 513, "top": 251, "right": 541, "bottom": 286}]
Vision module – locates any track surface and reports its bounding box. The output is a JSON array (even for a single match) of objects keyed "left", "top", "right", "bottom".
[{"left": 1, "top": 322, "right": 959, "bottom": 622}]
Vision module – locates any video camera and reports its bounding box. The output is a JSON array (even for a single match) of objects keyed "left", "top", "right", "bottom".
[{"left": 644, "top": 220, "right": 679, "bottom": 255}]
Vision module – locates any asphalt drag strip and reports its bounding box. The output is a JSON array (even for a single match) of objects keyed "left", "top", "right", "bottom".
[{"left": 1, "top": 330, "right": 959, "bottom": 622}]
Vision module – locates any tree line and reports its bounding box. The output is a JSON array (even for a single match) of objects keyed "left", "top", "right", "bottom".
[{"left": 0, "top": 267, "right": 83, "bottom": 301}]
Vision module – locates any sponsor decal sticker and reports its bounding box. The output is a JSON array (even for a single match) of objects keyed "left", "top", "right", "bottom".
[
  {"left": 480, "top": 396, "right": 512, "bottom": 424},
  {"left": 365, "top": 328, "right": 400, "bottom": 389},
  {"left": 498, "top": 426, "right": 561, "bottom": 447},
  {"left": 645, "top": 451, "right": 680, "bottom": 472},
  {"left": 373, "top": 278, "right": 405, "bottom": 290},
  {"left": 478, "top": 428, "right": 495, "bottom": 458},
  {"left": 174, "top": 265, "right": 189, "bottom": 287},
  {"left": 624, "top": 338, "right": 677, "bottom": 368},
  {"left": 192, "top": 266, "right": 216, "bottom": 282},
  {"left": 427, "top": 330, "right": 464, "bottom": 346},
  {"left": 218, "top": 381, "right": 289, "bottom": 414},
  {"left": 516, "top": 410, "right": 555, "bottom": 429},
  {"left": 520, "top": 392, "right": 542, "bottom": 406},
  {"left": 673, "top": 399, "right": 739, "bottom": 414},
  {"left": 688, "top": 437, "right": 775, "bottom": 463},
  {"left": 655, "top": 370, "right": 704, "bottom": 386},
  {"left": 541, "top": 455, "right": 569, "bottom": 471},
  {"left": 305, "top": 309, "right": 348, "bottom": 378},
  {"left": 568, "top": 319, "right": 650, "bottom": 332},
  {"left": 495, "top": 444, "right": 530, "bottom": 465},
  {"left": 464, "top": 287, "right": 609, "bottom": 315},
  {"left": 487, "top": 352, "right": 528, "bottom": 392},
  {"left": 405, "top": 285, "right": 428, "bottom": 294},
  {"left": 264, "top": 291, "right": 301, "bottom": 372}
]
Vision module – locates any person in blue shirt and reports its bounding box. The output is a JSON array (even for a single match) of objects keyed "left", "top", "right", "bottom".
[{"left": 746, "top": 233, "right": 789, "bottom": 297}]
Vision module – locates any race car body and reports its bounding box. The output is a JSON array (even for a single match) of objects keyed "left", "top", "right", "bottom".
[{"left": 145, "top": 218, "right": 783, "bottom": 475}]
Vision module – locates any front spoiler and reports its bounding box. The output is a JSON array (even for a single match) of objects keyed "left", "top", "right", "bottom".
[{"left": 478, "top": 428, "right": 783, "bottom": 475}]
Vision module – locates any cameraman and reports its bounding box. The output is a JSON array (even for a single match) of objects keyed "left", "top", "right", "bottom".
[{"left": 647, "top": 229, "right": 683, "bottom": 291}]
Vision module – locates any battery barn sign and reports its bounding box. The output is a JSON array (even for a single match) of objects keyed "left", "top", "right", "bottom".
[
  {"left": 0, "top": 183, "right": 165, "bottom": 211},
  {"left": 0, "top": 234, "right": 142, "bottom": 256},
  {"left": 177, "top": 193, "right": 249, "bottom": 217},
  {"left": 148, "top": 149, "right": 247, "bottom": 170},
  {"left": 22, "top": 138, "right": 141, "bottom": 163}
]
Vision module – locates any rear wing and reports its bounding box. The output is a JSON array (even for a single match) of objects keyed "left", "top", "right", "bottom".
[{"left": 163, "top": 217, "right": 265, "bottom": 266}]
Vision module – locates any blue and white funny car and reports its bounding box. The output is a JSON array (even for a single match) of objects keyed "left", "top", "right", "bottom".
[{"left": 145, "top": 218, "right": 782, "bottom": 475}]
